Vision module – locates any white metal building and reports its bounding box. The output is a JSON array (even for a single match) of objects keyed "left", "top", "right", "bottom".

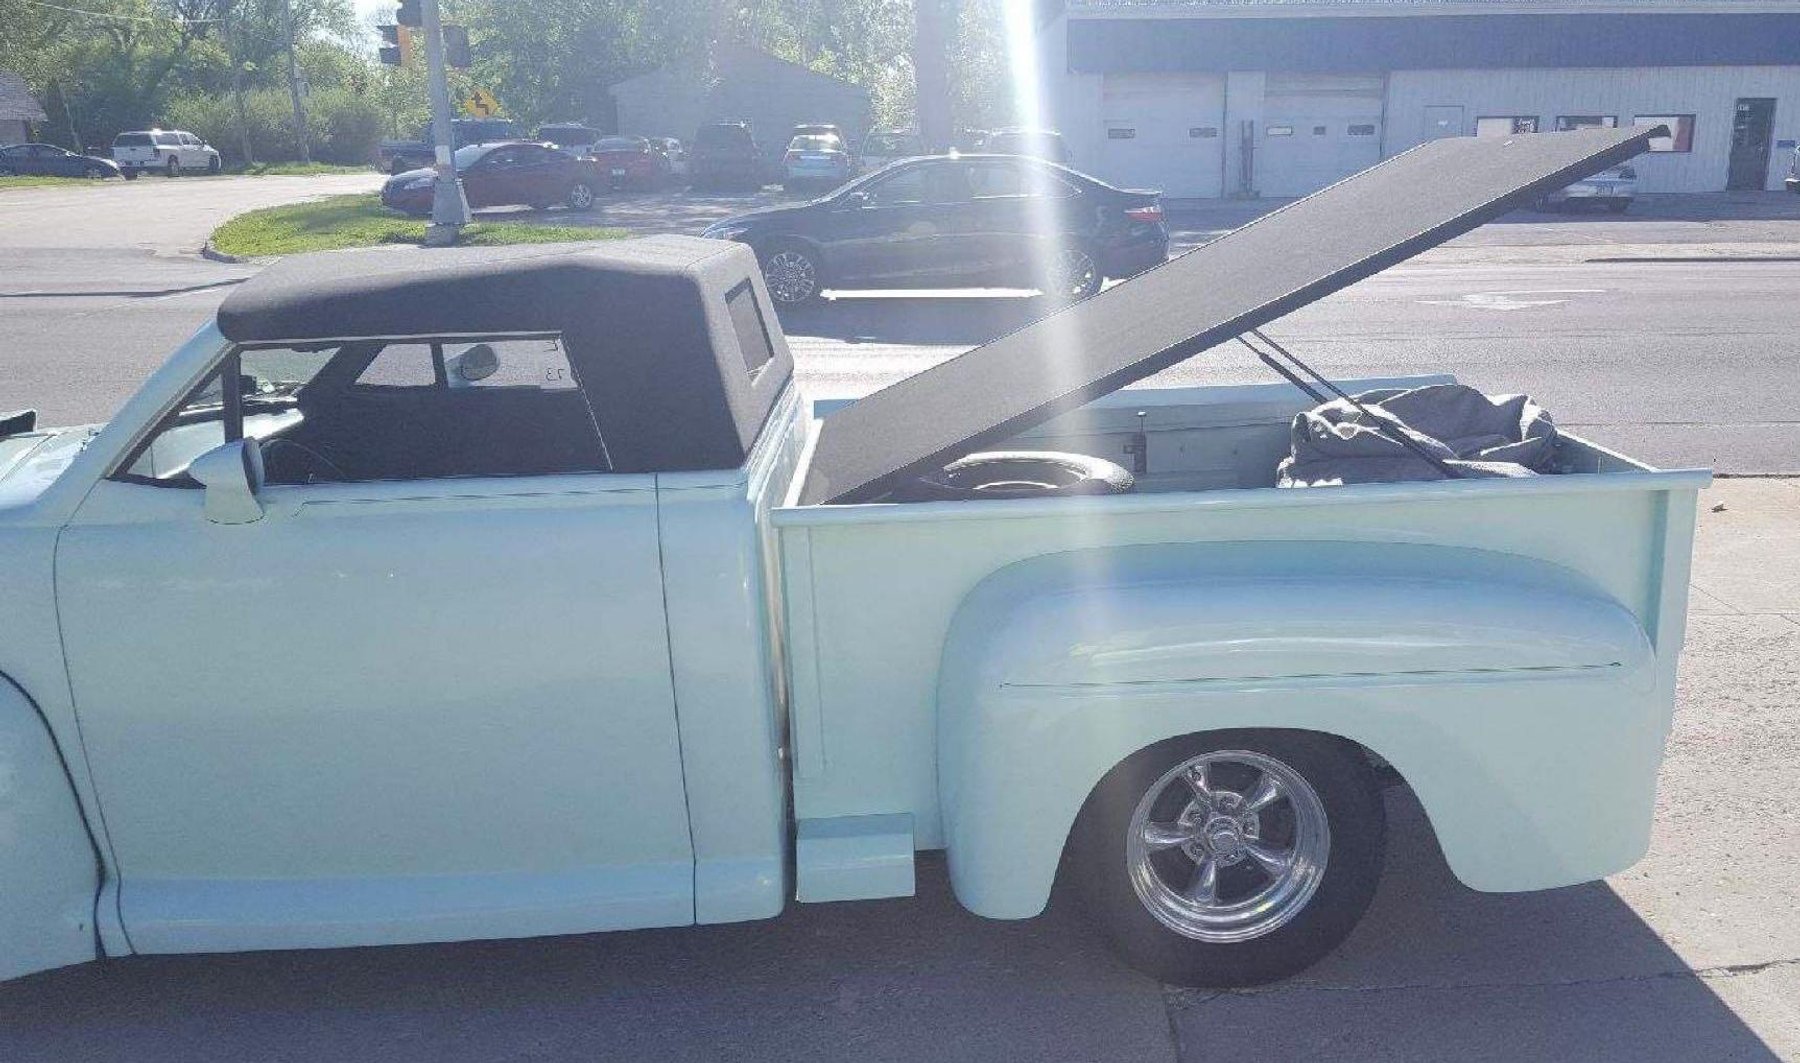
[{"left": 1038, "top": 1, "right": 1800, "bottom": 198}]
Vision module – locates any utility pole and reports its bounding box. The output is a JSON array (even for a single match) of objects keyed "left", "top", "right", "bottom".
[
  {"left": 418, "top": 0, "right": 471, "bottom": 245},
  {"left": 280, "top": 0, "right": 310, "bottom": 163},
  {"left": 224, "top": 0, "right": 254, "bottom": 166},
  {"left": 912, "top": 0, "right": 953, "bottom": 152}
]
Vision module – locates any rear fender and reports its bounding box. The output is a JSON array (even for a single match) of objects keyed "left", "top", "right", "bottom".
[
  {"left": 936, "top": 542, "right": 1661, "bottom": 919},
  {"left": 0, "top": 673, "right": 100, "bottom": 980}
]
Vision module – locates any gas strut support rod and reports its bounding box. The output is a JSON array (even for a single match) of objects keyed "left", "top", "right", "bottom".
[{"left": 1237, "top": 329, "right": 1468, "bottom": 480}]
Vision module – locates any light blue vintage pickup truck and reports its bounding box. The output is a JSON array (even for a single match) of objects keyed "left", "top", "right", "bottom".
[{"left": 0, "top": 127, "right": 1705, "bottom": 987}]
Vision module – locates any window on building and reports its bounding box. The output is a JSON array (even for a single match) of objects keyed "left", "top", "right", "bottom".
[
  {"left": 1266, "top": 125, "right": 1294, "bottom": 137},
  {"left": 1189, "top": 127, "right": 1219, "bottom": 138},
  {"left": 1106, "top": 127, "right": 1136, "bottom": 140},
  {"left": 1634, "top": 114, "right": 1696, "bottom": 152},
  {"left": 1347, "top": 123, "right": 1377, "bottom": 137},
  {"left": 1556, "top": 115, "right": 1618, "bottom": 131},
  {"left": 1475, "top": 116, "right": 1539, "bottom": 137},
  {"left": 1312, "top": 125, "right": 1327, "bottom": 136}
]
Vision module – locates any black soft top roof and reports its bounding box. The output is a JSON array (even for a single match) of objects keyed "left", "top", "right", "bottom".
[
  {"left": 799, "top": 125, "right": 1659, "bottom": 505},
  {"left": 217, "top": 236, "right": 795, "bottom": 474}
]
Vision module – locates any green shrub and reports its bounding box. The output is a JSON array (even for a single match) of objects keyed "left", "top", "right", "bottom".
[{"left": 163, "top": 88, "right": 389, "bottom": 167}]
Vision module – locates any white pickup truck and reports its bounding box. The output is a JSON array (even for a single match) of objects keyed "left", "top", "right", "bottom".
[{"left": 0, "top": 127, "right": 1705, "bottom": 988}]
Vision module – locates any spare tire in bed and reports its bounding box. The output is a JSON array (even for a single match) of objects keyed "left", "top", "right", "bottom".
[{"left": 891, "top": 450, "right": 1135, "bottom": 502}]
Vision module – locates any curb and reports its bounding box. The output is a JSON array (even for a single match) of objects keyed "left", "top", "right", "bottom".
[{"left": 201, "top": 241, "right": 251, "bottom": 265}]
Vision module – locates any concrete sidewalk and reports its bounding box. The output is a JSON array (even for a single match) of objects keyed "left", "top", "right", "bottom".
[{"left": 0, "top": 481, "right": 1793, "bottom": 1061}]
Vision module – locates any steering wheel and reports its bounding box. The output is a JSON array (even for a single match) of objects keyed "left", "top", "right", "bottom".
[{"left": 260, "top": 438, "right": 350, "bottom": 484}]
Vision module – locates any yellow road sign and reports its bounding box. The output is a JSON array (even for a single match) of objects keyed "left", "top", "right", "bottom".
[{"left": 461, "top": 87, "right": 499, "bottom": 118}]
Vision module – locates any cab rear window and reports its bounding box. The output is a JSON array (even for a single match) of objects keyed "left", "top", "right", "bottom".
[{"left": 114, "top": 133, "right": 152, "bottom": 147}]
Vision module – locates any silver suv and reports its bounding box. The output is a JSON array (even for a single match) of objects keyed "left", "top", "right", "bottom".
[{"left": 112, "top": 130, "right": 221, "bottom": 179}]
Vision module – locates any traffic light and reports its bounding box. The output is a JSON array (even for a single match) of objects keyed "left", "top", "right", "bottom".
[
  {"left": 442, "top": 24, "right": 471, "bottom": 68},
  {"left": 396, "top": 0, "right": 421, "bottom": 28},
  {"left": 376, "top": 24, "right": 409, "bottom": 66}
]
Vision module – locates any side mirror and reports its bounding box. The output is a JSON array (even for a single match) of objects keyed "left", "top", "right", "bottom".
[{"left": 189, "top": 438, "right": 264, "bottom": 525}]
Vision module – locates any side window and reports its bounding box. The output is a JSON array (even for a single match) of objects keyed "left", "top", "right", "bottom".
[
  {"left": 445, "top": 338, "right": 579, "bottom": 390},
  {"left": 966, "top": 161, "right": 1022, "bottom": 199},
  {"left": 355, "top": 343, "right": 438, "bottom": 388},
  {"left": 118, "top": 347, "right": 331, "bottom": 484},
  {"left": 867, "top": 166, "right": 928, "bottom": 204},
  {"left": 117, "top": 337, "right": 607, "bottom": 487}
]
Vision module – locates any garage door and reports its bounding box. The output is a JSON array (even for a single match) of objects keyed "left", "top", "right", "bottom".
[
  {"left": 1257, "top": 73, "right": 1386, "bottom": 198},
  {"left": 1098, "top": 73, "right": 1226, "bottom": 198}
]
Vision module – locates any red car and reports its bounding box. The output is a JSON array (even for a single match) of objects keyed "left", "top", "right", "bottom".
[
  {"left": 380, "top": 141, "right": 603, "bottom": 215},
  {"left": 586, "top": 136, "right": 673, "bottom": 191}
]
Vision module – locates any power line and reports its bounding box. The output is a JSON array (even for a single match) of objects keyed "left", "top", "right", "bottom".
[{"left": 18, "top": 0, "right": 225, "bottom": 25}]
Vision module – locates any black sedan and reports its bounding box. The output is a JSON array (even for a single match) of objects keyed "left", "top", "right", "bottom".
[
  {"left": 700, "top": 154, "right": 1166, "bottom": 306},
  {"left": 0, "top": 142, "right": 121, "bottom": 179}
]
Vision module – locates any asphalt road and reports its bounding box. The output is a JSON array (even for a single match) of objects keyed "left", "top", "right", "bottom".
[
  {"left": 4, "top": 178, "right": 1797, "bottom": 473},
  {"left": 0, "top": 178, "right": 1798, "bottom": 1060}
]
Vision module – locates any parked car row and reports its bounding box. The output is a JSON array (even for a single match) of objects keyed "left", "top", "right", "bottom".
[{"left": 1, "top": 130, "right": 223, "bottom": 181}]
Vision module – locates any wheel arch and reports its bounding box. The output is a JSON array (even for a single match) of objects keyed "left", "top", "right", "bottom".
[
  {"left": 750, "top": 232, "right": 831, "bottom": 273},
  {"left": 933, "top": 540, "right": 1664, "bottom": 920}
]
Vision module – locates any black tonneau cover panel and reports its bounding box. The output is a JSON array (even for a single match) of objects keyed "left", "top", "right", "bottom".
[{"left": 800, "top": 126, "right": 1658, "bottom": 505}]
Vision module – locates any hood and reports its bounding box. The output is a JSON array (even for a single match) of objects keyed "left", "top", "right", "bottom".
[
  {"left": 798, "top": 125, "right": 1662, "bottom": 506},
  {"left": 0, "top": 425, "right": 102, "bottom": 514},
  {"left": 387, "top": 166, "right": 437, "bottom": 185}
]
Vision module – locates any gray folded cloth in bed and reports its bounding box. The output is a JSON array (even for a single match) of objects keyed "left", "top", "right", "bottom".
[{"left": 1277, "top": 383, "right": 1558, "bottom": 487}]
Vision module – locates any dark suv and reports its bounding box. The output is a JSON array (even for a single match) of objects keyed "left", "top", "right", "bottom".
[{"left": 692, "top": 121, "right": 762, "bottom": 191}]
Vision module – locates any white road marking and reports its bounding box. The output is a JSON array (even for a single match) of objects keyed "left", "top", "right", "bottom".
[{"left": 1418, "top": 289, "right": 1607, "bottom": 311}]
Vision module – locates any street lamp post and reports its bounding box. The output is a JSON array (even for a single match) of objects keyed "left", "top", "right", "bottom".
[{"left": 419, "top": 0, "right": 471, "bottom": 246}]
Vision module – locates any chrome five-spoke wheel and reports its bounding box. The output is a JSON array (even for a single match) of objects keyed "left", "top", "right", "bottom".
[
  {"left": 1126, "top": 750, "right": 1329, "bottom": 944},
  {"left": 1068, "top": 731, "right": 1385, "bottom": 987}
]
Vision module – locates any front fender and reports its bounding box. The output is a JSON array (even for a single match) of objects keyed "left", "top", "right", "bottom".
[
  {"left": 936, "top": 543, "right": 1663, "bottom": 920},
  {"left": 0, "top": 673, "right": 99, "bottom": 980}
]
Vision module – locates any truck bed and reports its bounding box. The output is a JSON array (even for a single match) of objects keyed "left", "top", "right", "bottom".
[{"left": 770, "top": 376, "right": 1708, "bottom": 902}]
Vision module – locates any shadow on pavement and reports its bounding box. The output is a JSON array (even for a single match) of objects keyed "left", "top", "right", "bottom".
[
  {"left": 1164, "top": 789, "right": 1783, "bottom": 1062},
  {"left": 0, "top": 788, "right": 1776, "bottom": 1063}
]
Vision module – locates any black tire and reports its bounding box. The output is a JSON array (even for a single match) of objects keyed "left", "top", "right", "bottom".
[
  {"left": 85, "top": 165, "right": 107, "bottom": 179},
  {"left": 1066, "top": 729, "right": 1386, "bottom": 987},
  {"left": 1043, "top": 242, "right": 1104, "bottom": 301},
  {"left": 566, "top": 180, "right": 597, "bottom": 211},
  {"left": 894, "top": 450, "right": 1134, "bottom": 502},
  {"left": 121, "top": 167, "right": 138, "bottom": 180},
  {"left": 1606, "top": 199, "right": 1630, "bottom": 214},
  {"left": 759, "top": 240, "right": 823, "bottom": 308},
  {"left": 164, "top": 156, "right": 181, "bottom": 177},
  {"left": 207, "top": 155, "right": 222, "bottom": 175}
]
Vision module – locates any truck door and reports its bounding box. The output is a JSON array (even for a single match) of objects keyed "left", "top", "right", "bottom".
[{"left": 55, "top": 336, "right": 697, "bottom": 954}]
